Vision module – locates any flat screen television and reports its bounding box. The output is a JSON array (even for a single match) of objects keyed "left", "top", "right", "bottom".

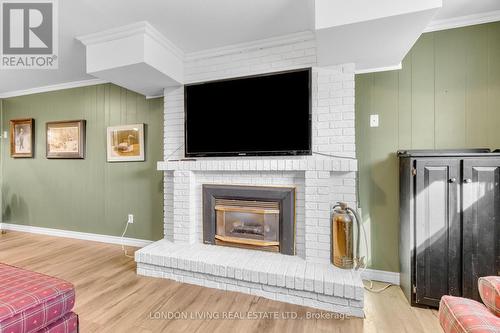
[{"left": 184, "top": 68, "right": 312, "bottom": 157}]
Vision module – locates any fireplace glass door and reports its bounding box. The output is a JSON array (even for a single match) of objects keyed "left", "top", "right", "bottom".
[{"left": 214, "top": 199, "right": 280, "bottom": 252}]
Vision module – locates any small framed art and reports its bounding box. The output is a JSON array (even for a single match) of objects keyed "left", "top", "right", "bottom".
[
  {"left": 106, "top": 124, "right": 145, "bottom": 162},
  {"left": 10, "top": 118, "right": 34, "bottom": 158},
  {"left": 46, "top": 120, "right": 86, "bottom": 159}
]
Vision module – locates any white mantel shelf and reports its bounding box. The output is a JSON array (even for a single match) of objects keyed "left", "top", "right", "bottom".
[{"left": 157, "top": 158, "right": 358, "bottom": 172}]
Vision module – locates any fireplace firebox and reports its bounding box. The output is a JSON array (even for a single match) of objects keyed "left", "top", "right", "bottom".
[{"left": 203, "top": 185, "right": 295, "bottom": 255}]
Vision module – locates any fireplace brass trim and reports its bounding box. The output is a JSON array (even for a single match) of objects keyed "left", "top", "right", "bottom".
[
  {"left": 215, "top": 205, "right": 280, "bottom": 214},
  {"left": 215, "top": 198, "right": 280, "bottom": 209},
  {"left": 215, "top": 235, "right": 279, "bottom": 247},
  {"left": 214, "top": 235, "right": 280, "bottom": 252}
]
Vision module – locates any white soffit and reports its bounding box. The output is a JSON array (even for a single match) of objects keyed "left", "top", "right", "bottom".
[
  {"left": 77, "top": 22, "right": 184, "bottom": 97},
  {"left": 314, "top": 0, "right": 442, "bottom": 72}
]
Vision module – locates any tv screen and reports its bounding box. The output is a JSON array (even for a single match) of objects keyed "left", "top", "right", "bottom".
[{"left": 184, "top": 68, "right": 311, "bottom": 157}]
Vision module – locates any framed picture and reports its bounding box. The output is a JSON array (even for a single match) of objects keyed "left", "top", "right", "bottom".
[
  {"left": 10, "top": 118, "right": 34, "bottom": 158},
  {"left": 46, "top": 120, "right": 86, "bottom": 159},
  {"left": 107, "top": 124, "right": 145, "bottom": 162}
]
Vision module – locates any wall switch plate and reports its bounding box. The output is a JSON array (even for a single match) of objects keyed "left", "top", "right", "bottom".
[
  {"left": 127, "top": 214, "right": 134, "bottom": 224},
  {"left": 370, "top": 114, "right": 379, "bottom": 127},
  {"left": 3, "top": 131, "right": 7, "bottom": 139}
]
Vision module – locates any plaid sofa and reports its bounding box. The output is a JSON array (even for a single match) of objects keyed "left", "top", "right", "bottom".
[
  {"left": 439, "top": 276, "right": 500, "bottom": 333},
  {"left": 0, "top": 263, "right": 78, "bottom": 333}
]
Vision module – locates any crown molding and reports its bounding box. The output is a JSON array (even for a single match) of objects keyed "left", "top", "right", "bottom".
[
  {"left": 76, "top": 21, "right": 184, "bottom": 60},
  {"left": 0, "top": 79, "right": 108, "bottom": 99},
  {"left": 145, "top": 94, "right": 163, "bottom": 100},
  {"left": 76, "top": 21, "right": 147, "bottom": 45},
  {"left": 185, "top": 30, "right": 315, "bottom": 61},
  {"left": 355, "top": 63, "right": 402, "bottom": 75},
  {"left": 424, "top": 10, "right": 500, "bottom": 33}
]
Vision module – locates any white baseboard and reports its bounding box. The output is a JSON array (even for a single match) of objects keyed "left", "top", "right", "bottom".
[
  {"left": 361, "top": 268, "right": 400, "bottom": 285},
  {"left": 0, "top": 223, "right": 153, "bottom": 248}
]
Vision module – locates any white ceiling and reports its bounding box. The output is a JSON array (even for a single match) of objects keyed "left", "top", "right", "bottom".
[
  {"left": 433, "top": 0, "right": 500, "bottom": 20},
  {"left": 1, "top": 0, "right": 499, "bottom": 95},
  {"left": 72, "top": 0, "right": 313, "bottom": 53}
]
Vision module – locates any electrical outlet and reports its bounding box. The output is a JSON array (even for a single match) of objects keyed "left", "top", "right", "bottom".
[
  {"left": 127, "top": 214, "right": 134, "bottom": 224},
  {"left": 370, "top": 114, "right": 379, "bottom": 127}
]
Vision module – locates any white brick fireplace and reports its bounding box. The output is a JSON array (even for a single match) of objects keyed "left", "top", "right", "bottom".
[{"left": 135, "top": 31, "right": 364, "bottom": 317}]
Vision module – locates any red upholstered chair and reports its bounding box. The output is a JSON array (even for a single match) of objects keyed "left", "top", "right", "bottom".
[
  {"left": 0, "top": 263, "right": 78, "bottom": 333},
  {"left": 439, "top": 276, "right": 500, "bottom": 333},
  {"left": 478, "top": 276, "right": 500, "bottom": 317}
]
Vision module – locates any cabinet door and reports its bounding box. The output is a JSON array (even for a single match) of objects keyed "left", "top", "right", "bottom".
[
  {"left": 415, "top": 159, "right": 461, "bottom": 307},
  {"left": 462, "top": 158, "right": 500, "bottom": 301}
]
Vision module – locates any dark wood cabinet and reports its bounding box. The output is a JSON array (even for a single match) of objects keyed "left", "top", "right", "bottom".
[
  {"left": 462, "top": 158, "right": 500, "bottom": 301},
  {"left": 399, "top": 150, "right": 500, "bottom": 308},
  {"left": 414, "top": 159, "right": 461, "bottom": 307}
]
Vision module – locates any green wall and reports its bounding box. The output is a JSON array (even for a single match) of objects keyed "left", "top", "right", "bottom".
[
  {"left": 356, "top": 21, "right": 500, "bottom": 272},
  {"left": 1, "top": 84, "right": 164, "bottom": 241}
]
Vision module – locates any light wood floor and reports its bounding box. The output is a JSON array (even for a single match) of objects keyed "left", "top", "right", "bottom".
[{"left": 0, "top": 231, "right": 440, "bottom": 332}]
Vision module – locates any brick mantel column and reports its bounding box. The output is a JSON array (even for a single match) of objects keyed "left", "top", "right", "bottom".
[
  {"left": 173, "top": 171, "right": 196, "bottom": 243},
  {"left": 304, "top": 171, "right": 332, "bottom": 263}
]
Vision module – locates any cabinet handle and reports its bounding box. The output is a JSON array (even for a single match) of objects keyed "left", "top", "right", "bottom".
[
  {"left": 464, "top": 178, "right": 472, "bottom": 184},
  {"left": 449, "top": 178, "right": 457, "bottom": 183}
]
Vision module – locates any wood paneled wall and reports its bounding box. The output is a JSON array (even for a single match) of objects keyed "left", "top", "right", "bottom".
[
  {"left": 356, "top": 22, "right": 500, "bottom": 271},
  {"left": 1, "top": 84, "right": 164, "bottom": 240}
]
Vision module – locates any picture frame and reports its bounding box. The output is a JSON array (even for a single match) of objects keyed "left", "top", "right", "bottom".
[
  {"left": 10, "top": 118, "right": 34, "bottom": 158},
  {"left": 46, "top": 120, "right": 86, "bottom": 159},
  {"left": 106, "top": 124, "right": 145, "bottom": 162}
]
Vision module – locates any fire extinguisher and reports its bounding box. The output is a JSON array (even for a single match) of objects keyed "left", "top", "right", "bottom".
[{"left": 331, "top": 202, "right": 364, "bottom": 269}]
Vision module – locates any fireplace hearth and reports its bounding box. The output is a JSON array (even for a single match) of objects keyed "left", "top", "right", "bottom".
[{"left": 203, "top": 184, "right": 295, "bottom": 255}]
